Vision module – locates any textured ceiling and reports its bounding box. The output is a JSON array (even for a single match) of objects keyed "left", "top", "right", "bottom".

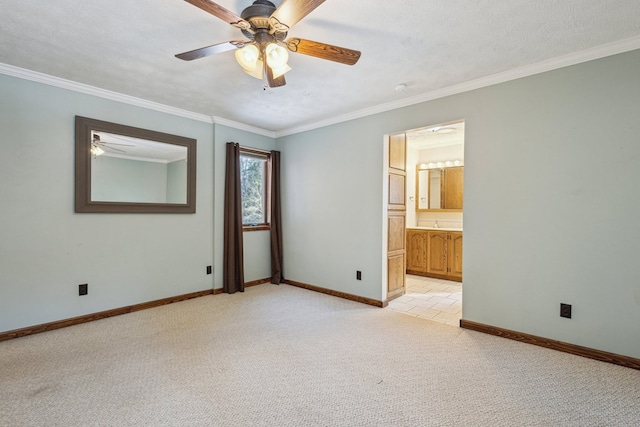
[
  {"left": 94, "top": 132, "right": 188, "bottom": 163},
  {"left": 1, "top": 0, "right": 640, "bottom": 133},
  {"left": 407, "top": 121, "right": 465, "bottom": 150}
]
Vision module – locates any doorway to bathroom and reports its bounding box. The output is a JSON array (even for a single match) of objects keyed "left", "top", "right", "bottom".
[{"left": 388, "top": 120, "right": 465, "bottom": 325}]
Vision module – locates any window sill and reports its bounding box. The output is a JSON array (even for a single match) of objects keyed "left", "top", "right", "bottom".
[{"left": 243, "top": 224, "right": 270, "bottom": 232}]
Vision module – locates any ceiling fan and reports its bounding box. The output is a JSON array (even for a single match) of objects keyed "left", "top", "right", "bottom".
[
  {"left": 176, "top": 0, "right": 361, "bottom": 88},
  {"left": 91, "top": 133, "right": 133, "bottom": 157}
]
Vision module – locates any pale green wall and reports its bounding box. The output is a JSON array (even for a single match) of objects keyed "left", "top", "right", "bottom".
[
  {"left": 462, "top": 50, "right": 640, "bottom": 358},
  {"left": 0, "top": 72, "right": 277, "bottom": 332},
  {"left": 167, "top": 159, "right": 187, "bottom": 204},
  {"left": 0, "top": 74, "right": 215, "bottom": 332},
  {"left": 91, "top": 156, "right": 168, "bottom": 203},
  {"left": 277, "top": 49, "right": 640, "bottom": 358},
  {"left": 212, "top": 124, "right": 276, "bottom": 286},
  {"left": 2, "top": 49, "right": 639, "bottom": 360},
  {"left": 277, "top": 119, "right": 390, "bottom": 301}
]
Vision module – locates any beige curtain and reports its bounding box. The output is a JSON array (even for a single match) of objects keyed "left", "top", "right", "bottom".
[{"left": 223, "top": 142, "right": 244, "bottom": 293}]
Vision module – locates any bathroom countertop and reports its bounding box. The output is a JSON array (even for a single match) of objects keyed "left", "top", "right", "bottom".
[{"left": 408, "top": 226, "right": 463, "bottom": 232}]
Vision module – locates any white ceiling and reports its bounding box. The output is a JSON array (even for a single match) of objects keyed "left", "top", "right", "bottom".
[
  {"left": 93, "top": 131, "right": 187, "bottom": 163},
  {"left": 407, "top": 120, "right": 465, "bottom": 150},
  {"left": 1, "top": 1, "right": 640, "bottom": 134}
]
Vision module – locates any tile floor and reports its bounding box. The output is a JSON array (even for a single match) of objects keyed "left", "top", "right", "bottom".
[{"left": 387, "top": 274, "right": 462, "bottom": 326}]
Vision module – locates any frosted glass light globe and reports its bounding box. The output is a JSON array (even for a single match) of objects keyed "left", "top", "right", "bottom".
[
  {"left": 235, "top": 44, "right": 260, "bottom": 71},
  {"left": 265, "top": 43, "right": 289, "bottom": 69}
]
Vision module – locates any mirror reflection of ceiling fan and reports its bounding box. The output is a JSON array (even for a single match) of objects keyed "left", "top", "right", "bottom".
[
  {"left": 176, "top": 0, "right": 361, "bottom": 88},
  {"left": 91, "top": 134, "right": 134, "bottom": 157}
]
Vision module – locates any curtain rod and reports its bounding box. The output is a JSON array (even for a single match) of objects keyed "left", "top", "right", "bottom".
[{"left": 240, "top": 145, "right": 272, "bottom": 155}]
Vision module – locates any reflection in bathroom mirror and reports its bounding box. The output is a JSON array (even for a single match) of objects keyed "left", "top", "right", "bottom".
[
  {"left": 417, "top": 169, "right": 429, "bottom": 209},
  {"left": 429, "top": 169, "right": 442, "bottom": 208},
  {"left": 409, "top": 119, "right": 465, "bottom": 212},
  {"left": 416, "top": 166, "right": 463, "bottom": 211},
  {"left": 417, "top": 168, "right": 443, "bottom": 209}
]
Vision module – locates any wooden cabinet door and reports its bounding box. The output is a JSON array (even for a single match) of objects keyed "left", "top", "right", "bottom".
[
  {"left": 427, "top": 231, "right": 448, "bottom": 276},
  {"left": 409, "top": 230, "right": 463, "bottom": 282},
  {"left": 448, "top": 232, "right": 463, "bottom": 280},
  {"left": 406, "top": 230, "right": 427, "bottom": 273},
  {"left": 443, "top": 166, "right": 464, "bottom": 209}
]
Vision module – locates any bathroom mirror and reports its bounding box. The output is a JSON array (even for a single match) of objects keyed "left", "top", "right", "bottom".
[
  {"left": 75, "top": 116, "right": 196, "bottom": 213},
  {"left": 416, "top": 166, "right": 463, "bottom": 211}
]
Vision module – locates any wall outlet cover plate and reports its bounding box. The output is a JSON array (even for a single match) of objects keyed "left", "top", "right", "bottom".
[{"left": 560, "top": 303, "right": 572, "bottom": 318}]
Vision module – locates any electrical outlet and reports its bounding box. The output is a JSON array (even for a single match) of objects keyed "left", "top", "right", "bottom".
[
  {"left": 206, "top": 265, "right": 212, "bottom": 275},
  {"left": 356, "top": 271, "right": 362, "bottom": 280},
  {"left": 560, "top": 303, "right": 572, "bottom": 319},
  {"left": 79, "top": 283, "right": 88, "bottom": 296}
]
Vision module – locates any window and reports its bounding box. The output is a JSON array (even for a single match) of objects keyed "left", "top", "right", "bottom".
[{"left": 240, "top": 148, "right": 270, "bottom": 230}]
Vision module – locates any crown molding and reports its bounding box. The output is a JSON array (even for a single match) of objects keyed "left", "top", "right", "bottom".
[
  {"left": 212, "top": 116, "right": 276, "bottom": 138},
  {"left": 0, "top": 62, "right": 214, "bottom": 124},
  {"left": 276, "top": 36, "right": 640, "bottom": 138},
  {"left": 3, "top": 35, "right": 640, "bottom": 139},
  {"left": 0, "top": 62, "right": 281, "bottom": 135}
]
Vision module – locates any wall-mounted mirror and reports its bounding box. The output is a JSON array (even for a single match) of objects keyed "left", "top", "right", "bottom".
[
  {"left": 416, "top": 166, "right": 463, "bottom": 211},
  {"left": 75, "top": 116, "right": 196, "bottom": 213},
  {"left": 417, "top": 169, "right": 440, "bottom": 209},
  {"left": 408, "top": 119, "right": 465, "bottom": 212}
]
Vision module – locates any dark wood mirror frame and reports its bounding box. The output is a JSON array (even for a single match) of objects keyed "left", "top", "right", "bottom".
[{"left": 75, "top": 116, "right": 196, "bottom": 213}]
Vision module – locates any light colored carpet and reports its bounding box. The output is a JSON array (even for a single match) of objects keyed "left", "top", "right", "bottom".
[{"left": 1, "top": 284, "right": 639, "bottom": 426}]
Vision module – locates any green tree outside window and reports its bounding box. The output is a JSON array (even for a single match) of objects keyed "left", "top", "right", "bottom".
[{"left": 240, "top": 154, "right": 267, "bottom": 225}]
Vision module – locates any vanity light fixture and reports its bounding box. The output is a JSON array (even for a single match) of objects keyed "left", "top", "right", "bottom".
[{"left": 419, "top": 160, "right": 463, "bottom": 169}]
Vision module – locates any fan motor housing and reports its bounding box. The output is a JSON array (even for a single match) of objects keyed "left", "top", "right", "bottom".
[
  {"left": 241, "top": 0, "right": 276, "bottom": 26},
  {"left": 241, "top": 0, "right": 287, "bottom": 41}
]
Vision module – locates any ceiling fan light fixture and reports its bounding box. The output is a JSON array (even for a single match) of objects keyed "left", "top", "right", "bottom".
[
  {"left": 272, "top": 63, "right": 291, "bottom": 79},
  {"left": 235, "top": 44, "right": 260, "bottom": 71},
  {"left": 243, "top": 59, "right": 265, "bottom": 79},
  {"left": 178, "top": 0, "right": 362, "bottom": 87},
  {"left": 91, "top": 145, "right": 105, "bottom": 157},
  {"left": 265, "top": 43, "right": 289, "bottom": 69}
]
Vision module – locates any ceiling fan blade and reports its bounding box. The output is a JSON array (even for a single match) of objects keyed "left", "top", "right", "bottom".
[
  {"left": 102, "top": 134, "right": 138, "bottom": 146},
  {"left": 97, "top": 144, "right": 127, "bottom": 154},
  {"left": 183, "top": 0, "right": 251, "bottom": 30},
  {"left": 92, "top": 135, "right": 133, "bottom": 147},
  {"left": 101, "top": 142, "right": 134, "bottom": 147},
  {"left": 175, "top": 41, "right": 243, "bottom": 61},
  {"left": 286, "top": 38, "right": 361, "bottom": 65},
  {"left": 269, "top": 0, "right": 326, "bottom": 32},
  {"left": 265, "top": 63, "right": 286, "bottom": 88}
]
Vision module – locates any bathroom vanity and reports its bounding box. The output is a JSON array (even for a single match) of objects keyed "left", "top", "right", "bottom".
[{"left": 406, "top": 227, "right": 462, "bottom": 282}]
